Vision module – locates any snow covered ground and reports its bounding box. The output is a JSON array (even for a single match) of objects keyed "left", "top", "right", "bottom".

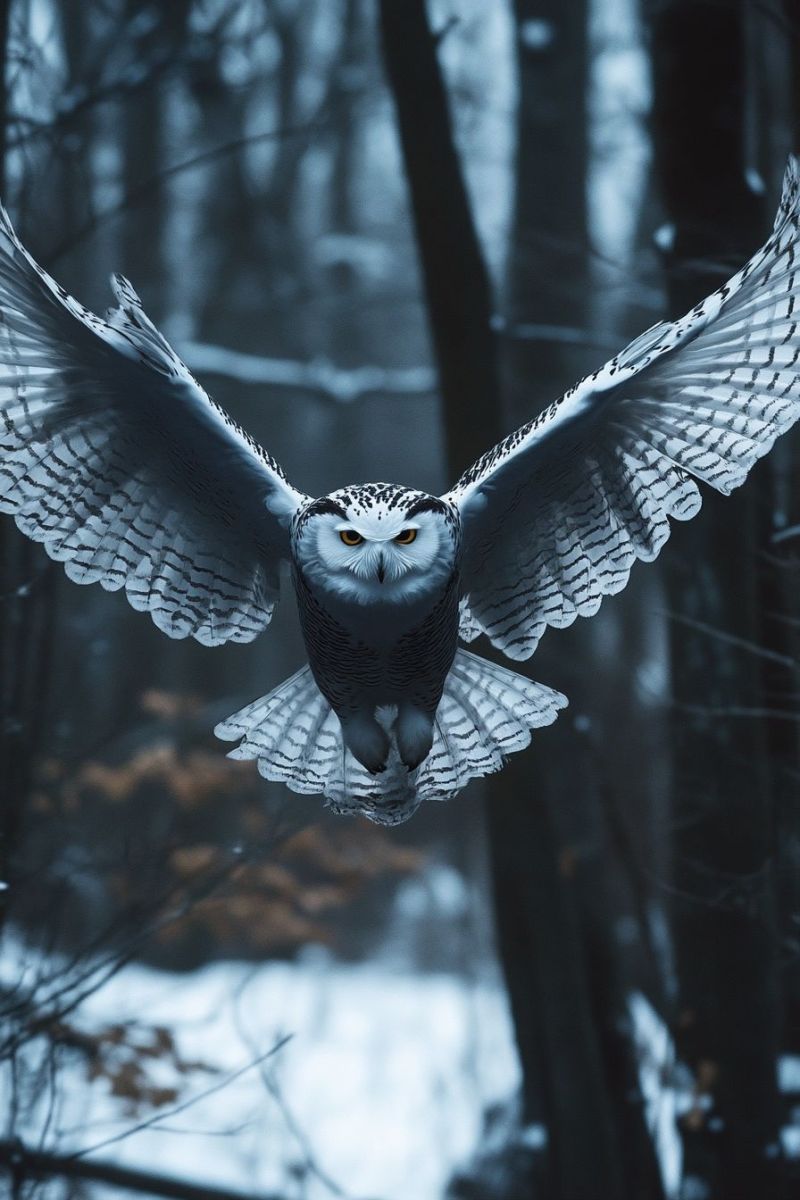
[
  {"left": 2, "top": 946, "right": 520, "bottom": 1200},
  {"left": 4, "top": 934, "right": 798, "bottom": 1198}
]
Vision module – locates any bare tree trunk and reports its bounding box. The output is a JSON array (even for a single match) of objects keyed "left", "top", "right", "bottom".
[
  {"left": 651, "top": 2, "right": 787, "bottom": 1194},
  {"left": 0, "top": 0, "right": 16, "bottom": 925},
  {"left": 378, "top": 0, "right": 500, "bottom": 476},
  {"left": 262, "top": 0, "right": 303, "bottom": 230},
  {"left": 489, "top": 4, "right": 664, "bottom": 1196},
  {"left": 0, "top": 0, "right": 57, "bottom": 934},
  {"left": 770, "top": 0, "right": 800, "bottom": 1061},
  {"left": 108, "top": 0, "right": 191, "bottom": 725},
  {"left": 122, "top": 0, "right": 190, "bottom": 291},
  {"left": 490, "top": 2, "right": 623, "bottom": 1180},
  {"left": 380, "top": 2, "right": 662, "bottom": 1196},
  {"left": 330, "top": 0, "right": 363, "bottom": 233}
]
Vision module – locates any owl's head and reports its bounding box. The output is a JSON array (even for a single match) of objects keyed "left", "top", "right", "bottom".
[{"left": 293, "top": 483, "right": 459, "bottom": 604}]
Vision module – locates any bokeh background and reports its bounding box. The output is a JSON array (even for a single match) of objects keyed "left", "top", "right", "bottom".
[{"left": 1, "top": 1, "right": 799, "bottom": 1198}]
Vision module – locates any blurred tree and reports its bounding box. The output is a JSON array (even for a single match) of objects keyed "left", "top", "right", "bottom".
[
  {"left": 122, "top": 1, "right": 192, "bottom": 291},
  {"left": 260, "top": 0, "right": 303, "bottom": 231},
  {"left": 0, "top": 0, "right": 15, "bottom": 921},
  {"left": 378, "top": 0, "right": 499, "bottom": 475},
  {"left": 381, "top": 1, "right": 663, "bottom": 1196},
  {"left": 764, "top": 0, "right": 800, "bottom": 1059},
  {"left": 0, "top": 0, "right": 58, "bottom": 939},
  {"left": 651, "top": 0, "right": 788, "bottom": 1193},
  {"left": 330, "top": 0, "right": 363, "bottom": 234},
  {"left": 3, "top": 1, "right": 799, "bottom": 1194},
  {"left": 487, "top": 4, "right": 664, "bottom": 1196}
]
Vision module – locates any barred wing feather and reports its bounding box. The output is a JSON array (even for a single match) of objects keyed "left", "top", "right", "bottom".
[
  {"left": 0, "top": 209, "right": 309, "bottom": 646},
  {"left": 447, "top": 156, "right": 800, "bottom": 661}
]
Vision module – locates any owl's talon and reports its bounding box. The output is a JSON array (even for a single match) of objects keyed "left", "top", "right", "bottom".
[
  {"left": 341, "top": 713, "right": 390, "bottom": 775},
  {"left": 396, "top": 704, "right": 434, "bottom": 772}
]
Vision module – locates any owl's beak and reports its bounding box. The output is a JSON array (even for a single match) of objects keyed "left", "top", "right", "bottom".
[{"left": 376, "top": 553, "right": 386, "bottom": 584}]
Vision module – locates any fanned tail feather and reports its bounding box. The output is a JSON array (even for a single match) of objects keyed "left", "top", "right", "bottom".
[{"left": 215, "top": 650, "right": 567, "bottom": 826}]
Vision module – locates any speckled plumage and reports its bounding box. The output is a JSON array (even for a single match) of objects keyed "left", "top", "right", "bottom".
[{"left": 3, "top": 160, "right": 800, "bottom": 823}]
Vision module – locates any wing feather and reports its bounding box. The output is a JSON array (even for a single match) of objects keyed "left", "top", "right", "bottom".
[
  {"left": 0, "top": 208, "right": 311, "bottom": 645},
  {"left": 447, "top": 157, "right": 800, "bottom": 660}
]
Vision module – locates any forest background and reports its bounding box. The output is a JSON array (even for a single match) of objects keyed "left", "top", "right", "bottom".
[{"left": 1, "top": 2, "right": 799, "bottom": 1198}]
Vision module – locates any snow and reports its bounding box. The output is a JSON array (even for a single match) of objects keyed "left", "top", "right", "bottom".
[
  {"left": 779, "top": 1056, "right": 800, "bottom": 1093},
  {"left": 6, "top": 959, "right": 799, "bottom": 1197},
  {"left": 782, "top": 1126, "right": 800, "bottom": 1159},
  {"left": 629, "top": 992, "right": 800, "bottom": 1192},
  {"left": 588, "top": 0, "right": 652, "bottom": 271},
  {"left": 1, "top": 946, "right": 519, "bottom": 1200},
  {"left": 519, "top": 19, "right": 556, "bottom": 52},
  {"left": 518, "top": 1123, "right": 548, "bottom": 1151},
  {"left": 629, "top": 991, "right": 683, "bottom": 1198}
]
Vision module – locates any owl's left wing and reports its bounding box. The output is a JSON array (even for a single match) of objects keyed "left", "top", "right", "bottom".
[
  {"left": 446, "top": 156, "right": 800, "bottom": 661},
  {"left": 0, "top": 207, "right": 310, "bottom": 646}
]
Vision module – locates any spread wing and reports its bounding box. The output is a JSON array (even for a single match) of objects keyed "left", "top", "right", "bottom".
[
  {"left": 446, "top": 156, "right": 800, "bottom": 660},
  {"left": 0, "top": 209, "right": 310, "bottom": 646}
]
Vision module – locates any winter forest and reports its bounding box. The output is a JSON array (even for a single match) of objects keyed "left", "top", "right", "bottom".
[{"left": 1, "top": 0, "right": 800, "bottom": 1198}]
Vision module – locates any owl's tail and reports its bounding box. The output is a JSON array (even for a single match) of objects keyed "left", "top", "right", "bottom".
[{"left": 214, "top": 650, "right": 567, "bottom": 826}]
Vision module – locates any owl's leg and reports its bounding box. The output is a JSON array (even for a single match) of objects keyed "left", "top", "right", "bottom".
[
  {"left": 395, "top": 703, "right": 434, "bottom": 771},
  {"left": 340, "top": 711, "right": 390, "bottom": 775}
]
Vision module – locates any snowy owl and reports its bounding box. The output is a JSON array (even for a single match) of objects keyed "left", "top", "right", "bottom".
[{"left": 2, "top": 161, "right": 800, "bottom": 825}]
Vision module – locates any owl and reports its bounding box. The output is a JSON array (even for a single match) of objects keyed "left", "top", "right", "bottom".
[{"left": 2, "top": 160, "right": 800, "bottom": 825}]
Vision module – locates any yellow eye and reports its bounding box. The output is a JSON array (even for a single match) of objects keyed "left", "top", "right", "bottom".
[
  {"left": 394, "top": 528, "right": 417, "bottom": 545},
  {"left": 339, "top": 529, "right": 364, "bottom": 546}
]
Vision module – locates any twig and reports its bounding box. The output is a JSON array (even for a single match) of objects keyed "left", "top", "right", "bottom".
[
  {"left": 661, "top": 609, "right": 798, "bottom": 669},
  {"left": 771, "top": 522, "right": 800, "bottom": 545},
  {"left": 491, "top": 315, "right": 621, "bottom": 350},
  {"left": 71, "top": 1035, "right": 292, "bottom": 1161},
  {"left": 46, "top": 120, "right": 330, "bottom": 264},
  {"left": 674, "top": 702, "right": 800, "bottom": 721},
  {"left": 231, "top": 984, "right": 350, "bottom": 1199}
]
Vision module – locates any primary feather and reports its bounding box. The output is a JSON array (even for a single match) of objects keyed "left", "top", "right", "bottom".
[
  {"left": 0, "top": 212, "right": 308, "bottom": 646},
  {"left": 447, "top": 156, "right": 800, "bottom": 660}
]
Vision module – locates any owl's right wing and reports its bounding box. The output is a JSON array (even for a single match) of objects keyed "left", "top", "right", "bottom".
[
  {"left": 0, "top": 209, "right": 310, "bottom": 646},
  {"left": 446, "top": 157, "right": 800, "bottom": 661}
]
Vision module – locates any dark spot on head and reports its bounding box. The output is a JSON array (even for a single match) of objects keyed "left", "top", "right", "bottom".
[
  {"left": 306, "top": 497, "right": 347, "bottom": 519},
  {"left": 405, "top": 496, "right": 448, "bottom": 518}
]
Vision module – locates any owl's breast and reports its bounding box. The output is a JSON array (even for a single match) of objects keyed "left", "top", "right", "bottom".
[{"left": 293, "top": 566, "right": 460, "bottom": 713}]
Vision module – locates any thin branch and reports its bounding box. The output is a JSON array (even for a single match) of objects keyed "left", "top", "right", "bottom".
[
  {"left": 4, "top": 2, "right": 250, "bottom": 152},
  {"left": 491, "top": 315, "right": 621, "bottom": 351},
  {"left": 71, "top": 1035, "right": 292, "bottom": 1161},
  {"left": 673, "top": 702, "right": 800, "bottom": 721},
  {"left": 46, "top": 120, "right": 331, "bottom": 263},
  {"left": 232, "top": 989, "right": 348, "bottom": 1200},
  {"left": 0, "top": 1138, "right": 286, "bottom": 1200},
  {"left": 771, "top": 521, "right": 800, "bottom": 545},
  {"left": 662, "top": 609, "right": 798, "bottom": 669}
]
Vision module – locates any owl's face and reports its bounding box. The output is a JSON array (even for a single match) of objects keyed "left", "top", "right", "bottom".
[{"left": 294, "top": 484, "right": 459, "bottom": 605}]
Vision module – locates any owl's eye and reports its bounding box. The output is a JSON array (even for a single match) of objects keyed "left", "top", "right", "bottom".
[
  {"left": 394, "top": 528, "right": 417, "bottom": 545},
  {"left": 339, "top": 529, "right": 364, "bottom": 546}
]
